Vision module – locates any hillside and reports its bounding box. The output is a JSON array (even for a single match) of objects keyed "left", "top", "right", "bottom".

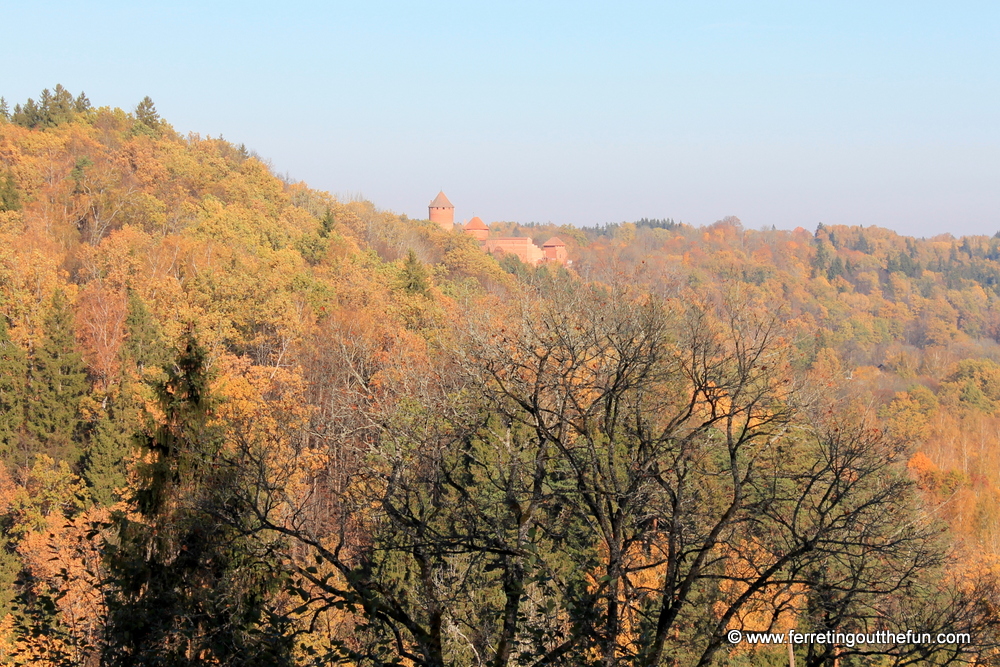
[{"left": 1, "top": 88, "right": 1000, "bottom": 666}]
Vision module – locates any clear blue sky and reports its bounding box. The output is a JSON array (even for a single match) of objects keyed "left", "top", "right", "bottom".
[{"left": 3, "top": 1, "right": 998, "bottom": 236}]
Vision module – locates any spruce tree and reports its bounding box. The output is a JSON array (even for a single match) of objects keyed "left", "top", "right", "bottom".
[
  {"left": 134, "top": 96, "right": 160, "bottom": 131},
  {"left": 82, "top": 399, "right": 132, "bottom": 506},
  {"left": 101, "top": 331, "right": 292, "bottom": 666},
  {"left": 121, "top": 291, "right": 168, "bottom": 374},
  {"left": 318, "top": 208, "right": 335, "bottom": 237},
  {"left": 26, "top": 290, "right": 87, "bottom": 462},
  {"left": 0, "top": 317, "right": 26, "bottom": 462},
  {"left": 0, "top": 171, "right": 21, "bottom": 212},
  {"left": 74, "top": 91, "right": 91, "bottom": 113},
  {"left": 83, "top": 293, "right": 165, "bottom": 504},
  {"left": 401, "top": 249, "right": 430, "bottom": 295}
]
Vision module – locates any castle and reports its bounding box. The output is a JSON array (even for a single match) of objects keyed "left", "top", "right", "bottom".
[{"left": 427, "top": 191, "right": 568, "bottom": 266}]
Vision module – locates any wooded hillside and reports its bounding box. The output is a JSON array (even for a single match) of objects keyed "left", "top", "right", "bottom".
[{"left": 1, "top": 87, "right": 999, "bottom": 666}]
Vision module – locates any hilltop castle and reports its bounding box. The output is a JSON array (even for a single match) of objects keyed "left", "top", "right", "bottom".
[{"left": 427, "top": 191, "right": 567, "bottom": 266}]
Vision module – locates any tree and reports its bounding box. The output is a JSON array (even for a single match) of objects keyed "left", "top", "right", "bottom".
[
  {"left": 400, "top": 249, "right": 430, "bottom": 295},
  {"left": 9, "top": 85, "right": 78, "bottom": 129},
  {"left": 74, "top": 91, "right": 91, "bottom": 113},
  {"left": 25, "top": 291, "right": 87, "bottom": 463},
  {"left": 120, "top": 291, "right": 168, "bottom": 375},
  {"left": 319, "top": 208, "right": 336, "bottom": 238},
  {"left": 100, "top": 331, "right": 293, "bottom": 666},
  {"left": 0, "top": 318, "right": 26, "bottom": 462},
  {"left": 0, "top": 171, "right": 21, "bottom": 212},
  {"left": 243, "top": 283, "right": 1000, "bottom": 667},
  {"left": 134, "top": 96, "right": 160, "bottom": 131},
  {"left": 82, "top": 292, "right": 165, "bottom": 505}
]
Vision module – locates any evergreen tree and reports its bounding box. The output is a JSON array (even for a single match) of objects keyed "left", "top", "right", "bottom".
[
  {"left": 47, "top": 84, "right": 75, "bottom": 126},
  {"left": 811, "top": 239, "right": 831, "bottom": 277},
  {"left": 121, "top": 290, "right": 168, "bottom": 374},
  {"left": 401, "top": 249, "right": 430, "bottom": 295},
  {"left": 0, "top": 171, "right": 22, "bottom": 212},
  {"left": 101, "top": 331, "right": 293, "bottom": 666},
  {"left": 74, "top": 91, "right": 91, "bottom": 113},
  {"left": 134, "top": 96, "right": 160, "bottom": 130},
  {"left": 0, "top": 317, "right": 26, "bottom": 462},
  {"left": 26, "top": 290, "right": 87, "bottom": 462},
  {"left": 11, "top": 99, "right": 40, "bottom": 128},
  {"left": 0, "top": 541, "right": 17, "bottom": 618},
  {"left": 318, "top": 208, "right": 335, "bottom": 238},
  {"left": 827, "top": 255, "right": 845, "bottom": 280},
  {"left": 82, "top": 393, "right": 133, "bottom": 506},
  {"left": 10, "top": 86, "right": 78, "bottom": 129},
  {"left": 0, "top": 97, "right": 8, "bottom": 121},
  {"left": 83, "top": 293, "right": 165, "bottom": 505}
]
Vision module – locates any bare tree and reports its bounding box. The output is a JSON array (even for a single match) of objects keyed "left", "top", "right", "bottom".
[{"left": 218, "top": 281, "right": 1000, "bottom": 666}]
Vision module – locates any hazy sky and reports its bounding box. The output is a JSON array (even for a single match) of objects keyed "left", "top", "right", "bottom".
[{"left": 3, "top": 1, "right": 998, "bottom": 236}]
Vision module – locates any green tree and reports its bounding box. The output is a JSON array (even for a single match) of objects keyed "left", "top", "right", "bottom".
[
  {"left": 11, "top": 99, "right": 42, "bottom": 128},
  {"left": 134, "top": 96, "right": 160, "bottom": 131},
  {"left": 82, "top": 395, "right": 133, "bottom": 507},
  {"left": 121, "top": 291, "right": 168, "bottom": 375},
  {"left": 25, "top": 290, "right": 87, "bottom": 462},
  {"left": 0, "top": 317, "right": 26, "bottom": 461},
  {"left": 811, "top": 239, "right": 830, "bottom": 278},
  {"left": 10, "top": 85, "right": 78, "bottom": 129},
  {"left": 74, "top": 91, "right": 91, "bottom": 113},
  {"left": 83, "top": 293, "right": 166, "bottom": 504},
  {"left": 0, "top": 171, "right": 21, "bottom": 212},
  {"left": 101, "top": 331, "right": 293, "bottom": 666},
  {"left": 400, "top": 249, "right": 430, "bottom": 295},
  {"left": 826, "top": 254, "right": 845, "bottom": 280},
  {"left": 319, "top": 208, "right": 336, "bottom": 237}
]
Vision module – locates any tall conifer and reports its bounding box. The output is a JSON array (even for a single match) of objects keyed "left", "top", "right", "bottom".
[
  {"left": 102, "top": 331, "right": 292, "bottom": 666},
  {"left": 0, "top": 317, "right": 26, "bottom": 462},
  {"left": 26, "top": 290, "right": 87, "bottom": 462},
  {"left": 121, "top": 291, "right": 168, "bottom": 374},
  {"left": 84, "top": 293, "right": 164, "bottom": 505}
]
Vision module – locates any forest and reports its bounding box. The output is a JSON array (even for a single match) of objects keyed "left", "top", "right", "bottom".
[{"left": 2, "top": 86, "right": 1000, "bottom": 666}]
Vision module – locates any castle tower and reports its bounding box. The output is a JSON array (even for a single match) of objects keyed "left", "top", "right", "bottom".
[
  {"left": 464, "top": 216, "right": 489, "bottom": 242},
  {"left": 428, "top": 191, "right": 454, "bottom": 230},
  {"left": 542, "top": 237, "right": 567, "bottom": 263}
]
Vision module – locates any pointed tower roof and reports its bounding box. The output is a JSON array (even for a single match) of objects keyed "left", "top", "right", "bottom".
[
  {"left": 465, "top": 216, "right": 488, "bottom": 231},
  {"left": 542, "top": 236, "right": 566, "bottom": 247},
  {"left": 429, "top": 191, "right": 453, "bottom": 208}
]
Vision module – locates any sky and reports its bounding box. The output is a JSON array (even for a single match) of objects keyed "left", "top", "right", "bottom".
[{"left": 2, "top": 1, "right": 998, "bottom": 237}]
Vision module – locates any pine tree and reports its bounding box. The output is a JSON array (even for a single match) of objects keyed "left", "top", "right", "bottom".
[
  {"left": 318, "top": 208, "right": 335, "bottom": 238},
  {"left": 811, "top": 239, "right": 831, "bottom": 278},
  {"left": 74, "top": 91, "right": 91, "bottom": 113},
  {"left": 401, "top": 249, "right": 430, "bottom": 295},
  {"left": 101, "top": 331, "right": 293, "bottom": 666},
  {"left": 856, "top": 232, "right": 872, "bottom": 254},
  {"left": 83, "top": 294, "right": 163, "bottom": 505},
  {"left": 121, "top": 291, "right": 167, "bottom": 374},
  {"left": 827, "top": 255, "right": 845, "bottom": 280},
  {"left": 26, "top": 290, "right": 87, "bottom": 462},
  {"left": 0, "top": 317, "right": 26, "bottom": 462},
  {"left": 47, "top": 84, "right": 74, "bottom": 126},
  {"left": 134, "top": 96, "right": 160, "bottom": 130},
  {"left": 11, "top": 99, "right": 39, "bottom": 128},
  {"left": 82, "top": 393, "right": 133, "bottom": 506},
  {"left": 0, "top": 171, "right": 22, "bottom": 212}
]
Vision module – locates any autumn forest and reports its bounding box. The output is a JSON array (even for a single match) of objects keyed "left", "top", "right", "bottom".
[{"left": 3, "top": 87, "right": 1000, "bottom": 666}]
